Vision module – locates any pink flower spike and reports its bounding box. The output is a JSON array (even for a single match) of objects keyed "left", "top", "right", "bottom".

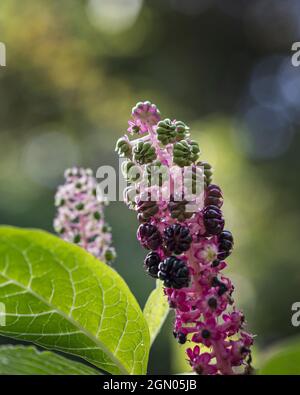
[
  {"left": 54, "top": 167, "right": 116, "bottom": 264},
  {"left": 117, "top": 101, "right": 254, "bottom": 375}
]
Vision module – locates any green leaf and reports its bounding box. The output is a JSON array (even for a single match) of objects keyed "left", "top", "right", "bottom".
[
  {"left": 260, "top": 337, "right": 300, "bottom": 375},
  {"left": 143, "top": 280, "right": 169, "bottom": 345},
  {"left": 0, "top": 226, "right": 150, "bottom": 375},
  {"left": 0, "top": 345, "right": 100, "bottom": 375}
]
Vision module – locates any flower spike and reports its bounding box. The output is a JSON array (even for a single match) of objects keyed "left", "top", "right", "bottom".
[
  {"left": 116, "top": 101, "right": 254, "bottom": 375},
  {"left": 54, "top": 167, "right": 116, "bottom": 265}
]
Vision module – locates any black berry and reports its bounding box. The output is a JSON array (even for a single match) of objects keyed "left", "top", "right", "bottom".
[
  {"left": 203, "top": 205, "right": 224, "bottom": 235},
  {"left": 218, "top": 283, "right": 228, "bottom": 296},
  {"left": 212, "top": 259, "right": 220, "bottom": 268},
  {"left": 158, "top": 256, "right": 190, "bottom": 289},
  {"left": 201, "top": 329, "right": 211, "bottom": 339},
  {"left": 173, "top": 331, "right": 187, "bottom": 344},
  {"left": 204, "top": 184, "right": 223, "bottom": 208},
  {"left": 207, "top": 297, "right": 218, "bottom": 309},
  {"left": 144, "top": 251, "right": 161, "bottom": 278},
  {"left": 163, "top": 224, "right": 192, "bottom": 254},
  {"left": 211, "top": 276, "right": 221, "bottom": 287},
  {"left": 138, "top": 223, "right": 162, "bottom": 250},
  {"left": 217, "top": 230, "right": 234, "bottom": 260},
  {"left": 177, "top": 332, "right": 187, "bottom": 344}
]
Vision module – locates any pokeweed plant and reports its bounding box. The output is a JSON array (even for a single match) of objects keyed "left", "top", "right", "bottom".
[
  {"left": 0, "top": 102, "right": 255, "bottom": 376},
  {"left": 116, "top": 101, "right": 255, "bottom": 375}
]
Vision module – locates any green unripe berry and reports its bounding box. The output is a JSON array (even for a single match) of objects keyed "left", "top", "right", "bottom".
[
  {"left": 133, "top": 141, "right": 157, "bottom": 164},
  {"left": 123, "top": 185, "right": 138, "bottom": 209},
  {"left": 121, "top": 160, "right": 142, "bottom": 182},
  {"left": 157, "top": 118, "right": 189, "bottom": 145},
  {"left": 157, "top": 118, "right": 176, "bottom": 145},
  {"left": 144, "top": 160, "right": 169, "bottom": 187},
  {"left": 73, "top": 234, "right": 81, "bottom": 244},
  {"left": 88, "top": 235, "right": 98, "bottom": 243},
  {"left": 102, "top": 223, "right": 111, "bottom": 233},
  {"left": 115, "top": 137, "right": 132, "bottom": 158},
  {"left": 173, "top": 139, "right": 200, "bottom": 167},
  {"left": 197, "top": 161, "right": 213, "bottom": 186},
  {"left": 93, "top": 211, "right": 101, "bottom": 220},
  {"left": 168, "top": 199, "right": 193, "bottom": 222},
  {"left": 105, "top": 248, "right": 116, "bottom": 263}
]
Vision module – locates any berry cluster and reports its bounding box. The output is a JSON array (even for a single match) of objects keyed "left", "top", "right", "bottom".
[
  {"left": 116, "top": 101, "right": 254, "bottom": 375},
  {"left": 54, "top": 167, "right": 116, "bottom": 264}
]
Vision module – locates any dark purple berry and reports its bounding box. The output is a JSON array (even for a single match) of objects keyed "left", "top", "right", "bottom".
[
  {"left": 218, "top": 283, "right": 228, "bottom": 296},
  {"left": 177, "top": 332, "right": 187, "bottom": 344},
  {"left": 207, "top": 297, "right": 218, "bottom": 309},
  {"left": 203, "top": 205, "right": 224, "bottom": 235},
  {"left": 211, "top": 276, "right": 221, "bottom": 287},
  {"left": 163, "top": 224, "right": 192, "bottom": 254},
  {"left": 201, "top": 329, "right": 211, "bottom": 339},
  {"left": 217, "top": 230, "right": 234, "bottom": 260},
  {"left": 173, "top": 331, "right": 187, "bottom": 344},
  {"left": 144, "top": 251, "right": 161, "bottom": 278},
  {"left": 241, "top": 346, "right": 250, "bottom": 356},
  {"left": 158, "top": 256, "right": 190, "bottom": 289},
  {"left": 137, "top": 223, "right": 162, "bottom": 250},
  {"left": 204, "top": 184, "right": 223, "bottom": 208},
  {"left": 211, "top": 276, "right": 228, "bottom": 296},
  {"left": 212, "top": 259, "right": 220, "bottom": 268}
]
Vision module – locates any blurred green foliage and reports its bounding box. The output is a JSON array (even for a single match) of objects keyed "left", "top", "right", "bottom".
[
  {"left": 0, "top": 0, "right": 300, "bottom": 374},
  {"left": 260, "top": 337, "right": 300, "bottom": 375}
]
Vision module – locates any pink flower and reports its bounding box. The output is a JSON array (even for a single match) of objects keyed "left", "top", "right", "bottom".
[
  {"left": 186, "top": 347, "right": 218, "bottom": 375},
  {"left": 194, "top": 237, "right": 218, "bottom": 265}
]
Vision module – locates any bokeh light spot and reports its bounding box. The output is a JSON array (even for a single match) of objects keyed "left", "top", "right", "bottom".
[
  {"left": 235, "top": 106, "right": 294, "bottom": 159},
  {"left": 87, "top": 0, "right": 143, "bottom": 34}
]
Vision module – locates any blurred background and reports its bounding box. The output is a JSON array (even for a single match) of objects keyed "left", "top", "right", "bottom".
[{"left": 0, "top": 0, "right": 300, "bottom": 374}]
